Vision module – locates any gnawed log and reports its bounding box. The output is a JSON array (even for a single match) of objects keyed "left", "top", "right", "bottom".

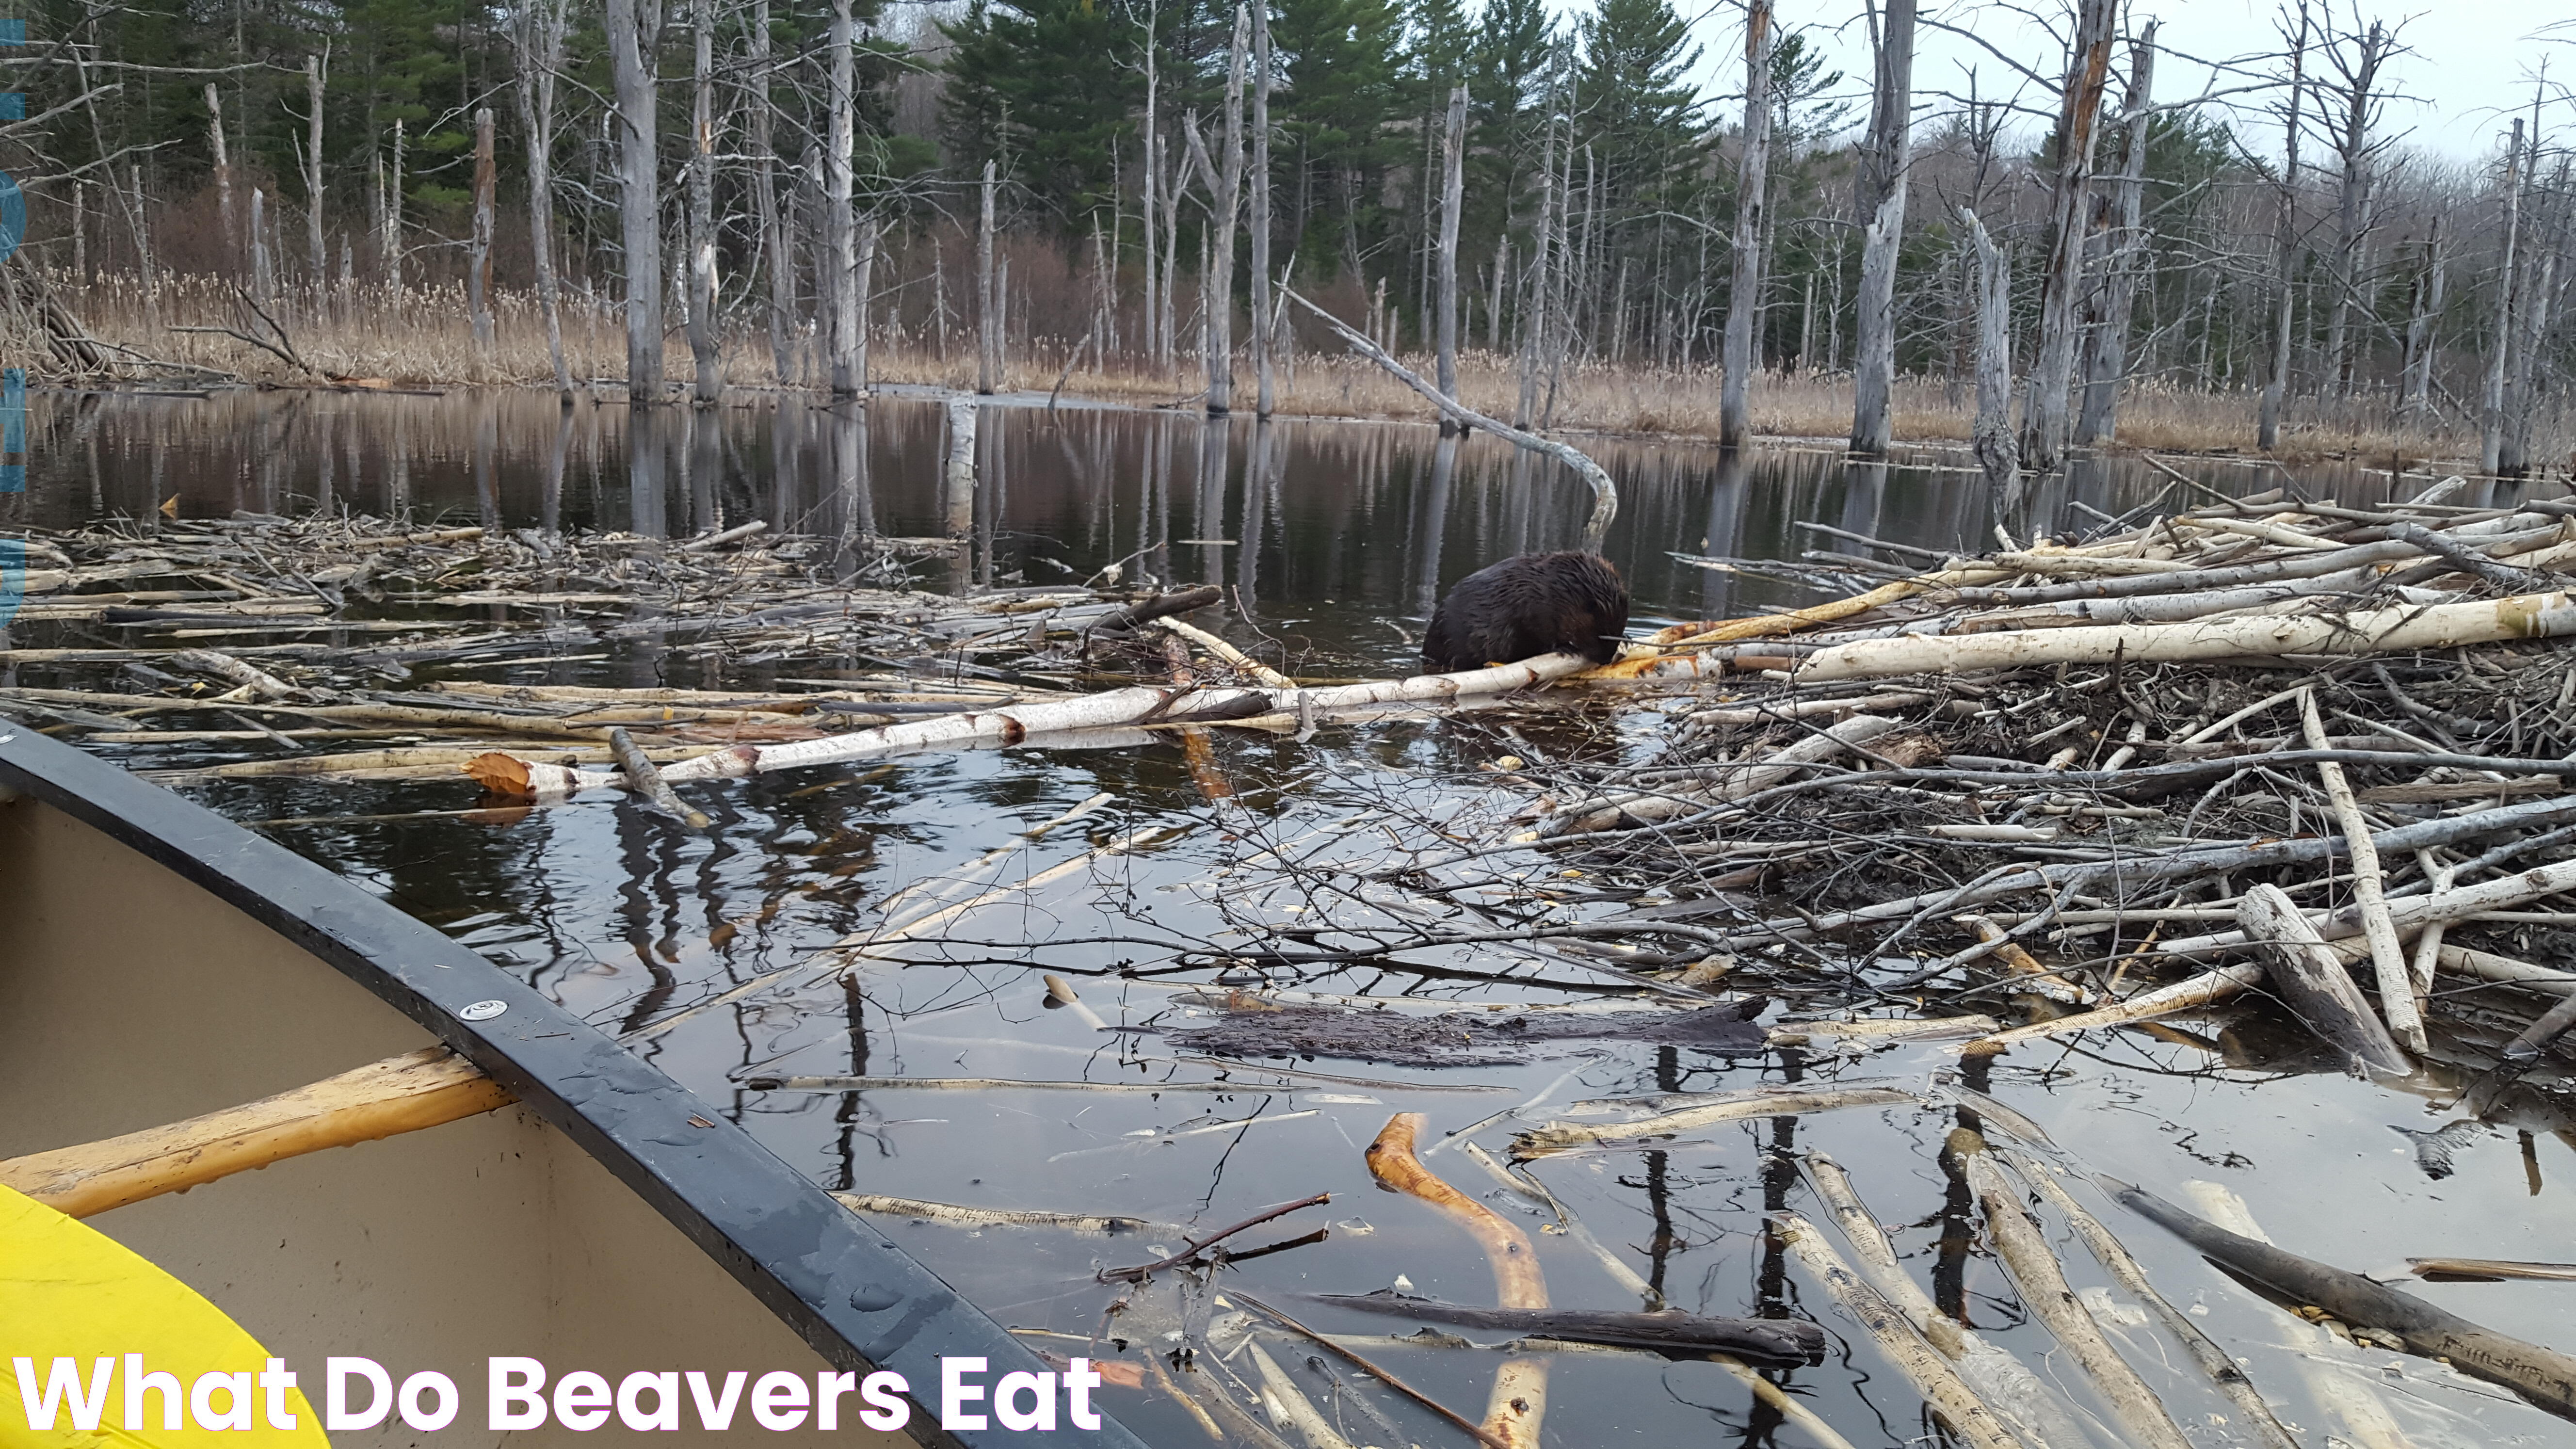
[{"left": 1511, "top": 1086, "right": 1915, "bottom": 1158}]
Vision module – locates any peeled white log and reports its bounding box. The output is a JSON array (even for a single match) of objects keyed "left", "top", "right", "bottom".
[
  {"left": 2158, "top": 855, "right": 2576, "bottom": 962},
  {"left": 2298, "top": 690, "right": 2423, "bottom": 1052},
  {"left": 643, "top": 653, "right": 1591, "bottom": 782},
  {"left": 1966, "top": 964, "right": 2269, "bottom": 1051},
  {"left": 2236, "top": 884, "right": 2413, "bottom": 1077},
  {"left": 1794, "top": 591, "right": 2576, "bottom": 682}
]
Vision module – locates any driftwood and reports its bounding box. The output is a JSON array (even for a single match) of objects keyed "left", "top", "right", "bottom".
[
  {"left": 2116, "top": 1180, "right": 2576, "bottom": 1420},
  {"left": 1771, "top": 1212, "right": 2025, "bottom": 1449},
  {"left": 1511, "top": 1085, "right": 1915, "bottom": 1158},
  {"left": 1957, "top": 1135, "right": 2193, "bottom": 1449},
  {"left": 608, "top": 725, "right": 711, "bottom": 829},
  {"left": 1364, "top": 1113, "right": 1549, "bottom": 1449},
  {"left": 1298, "top": 1294, "right": 1823, "bottom": 1366},
  {"left": 1803, "top": 1152, "right": 2090, "bottom": 1448}
]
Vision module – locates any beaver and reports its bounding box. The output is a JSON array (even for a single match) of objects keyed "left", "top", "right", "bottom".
[{"left": 1421, "top": 550, "right": 1629, "bottom": 672}]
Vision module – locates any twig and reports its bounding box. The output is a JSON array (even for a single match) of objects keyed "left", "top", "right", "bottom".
[{"left": 1098, "top": 1192, "right": 1331, "bottom": 1282}]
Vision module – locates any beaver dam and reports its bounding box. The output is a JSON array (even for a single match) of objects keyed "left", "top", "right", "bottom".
[{"left": 15, "top": 413, "right": 2576, "bottom": 1448}]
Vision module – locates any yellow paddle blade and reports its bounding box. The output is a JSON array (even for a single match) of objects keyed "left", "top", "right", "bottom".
[{"left": 1, "top": 1184, "right": 329, "bottom": 1447}]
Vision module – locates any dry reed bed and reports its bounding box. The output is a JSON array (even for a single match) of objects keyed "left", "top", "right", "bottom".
[{"left": 22, "top": 270, "right": 2541, "bottom": 467}]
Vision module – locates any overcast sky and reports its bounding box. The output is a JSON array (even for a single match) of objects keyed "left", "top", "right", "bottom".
[{"left": 1683, "top": 0, "right": 2562, "bottom": 167}]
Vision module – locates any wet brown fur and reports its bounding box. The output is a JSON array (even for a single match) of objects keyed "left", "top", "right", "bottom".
[{"left": 1421, "top": 551, "right": 1630, "bottom": 671}]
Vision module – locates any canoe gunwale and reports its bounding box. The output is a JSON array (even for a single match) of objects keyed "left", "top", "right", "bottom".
[{"left": 0, "top": 725, "right": 1143, "bottom": 1449}]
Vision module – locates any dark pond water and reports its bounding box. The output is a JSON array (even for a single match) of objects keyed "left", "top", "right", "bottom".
[{"left": 12, "top": 388, "right": 2566, "bottom": 1449}]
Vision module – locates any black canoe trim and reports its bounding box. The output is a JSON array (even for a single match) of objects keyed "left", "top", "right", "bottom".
[{"left": 0, "top": 727, "right": 1143, "bottom": 1449}]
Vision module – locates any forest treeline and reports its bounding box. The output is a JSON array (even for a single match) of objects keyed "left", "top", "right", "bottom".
[{"left": 4, "top": 0, "right": 2569, "bottom": 469}]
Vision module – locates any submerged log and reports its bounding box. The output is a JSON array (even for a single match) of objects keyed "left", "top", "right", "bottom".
[
  {"left": 1299, "top": 1294, "right": 1823, "bottom": 1366},
  {"left": 2115, "top": 1180, "right": 2576, "bottom": 1421}
]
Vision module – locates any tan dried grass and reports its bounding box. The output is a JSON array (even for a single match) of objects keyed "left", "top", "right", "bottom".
[{"left": 28, "top": 268, "right": 2540, "bottom": 470}]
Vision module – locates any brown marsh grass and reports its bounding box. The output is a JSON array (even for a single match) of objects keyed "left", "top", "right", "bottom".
[{"left": 29, "top": 269, "right": 2557, "bottom": 473}]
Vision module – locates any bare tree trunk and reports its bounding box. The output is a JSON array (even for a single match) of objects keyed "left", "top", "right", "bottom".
[
  {"left": 824, "top": 0, "right": 858, "bottom": 394},
  {"left": 1251, "top": 0, "right": 1275, "bottom": 416},
  {"left": 2077, "top": 20, "right": 2154, "bottom": 444},
  {"left": 251, "top": 187, "right": 274, "bottom": 307},
  {"left": 2261, "top": 5, "right": 2310, "bottom": 451},
  {"left": 1191, "top": 6, "right": 1249, "bottom": 415},
  {"left": 383, "top": 119, "right": 403, "bottom": 291},
  {"left": 608, "top": 0, "right": 665, "bottom": 402},
  {"left": 2399, "top": 218, "right": 2444, "bottom": 421},
  {"left": 1849, "top": 0, "right": 1915, "bottom": 456},
  {"left": 304, "top": 52, "right": 327, "bottom": 286},
  {"left": 1434, "top": 83, "right": 1465, "bottom": 413},
  {"left": 2323, "top": 20, "right": 2393, "bottom": 397},
  {"left": 753, "top": 0, "right": 791, "bottom": 386},
  {"left": 686, "top": 0, "right": 720, "bottom": 401},
  {"left": 852, "top": 213, "right": 877, "bottom": 391},
  {"left": 204, "top": 84, "right": 235, "bottom": 268},
  {"left": 1719, "top": 0, "right": 1773, "bottom": 447},
  {"left": 1963, "top": 208, "right": 2017, "bottom": 504},
  {"left": 2504, "top": 225, "right": 2552, "bottom": 476},
  {"left": 2019, "top": 0, "right": 2115, "bottom": 474},
  {"left": 512, "top": 0, "right": 572, "bottom": 393},
  {"left": 2481, "top": 117, "right": 2524, "bottom": 475},
  {"left": 469, "top": 107, "right": 497, "bottom": 348},
  {"left": 1141, "top": 0, "right": 1160, "bottom": 370},
  {"left": 977, "top": 160, "right": 998, "bottom": 393}
]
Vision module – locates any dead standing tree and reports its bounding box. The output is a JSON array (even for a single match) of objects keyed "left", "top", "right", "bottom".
[
  {"left": 2481, "top": 117, "right": 2525, "bottom": 475},
  {"left": 510, "top": 0, "right": 574, "bottom": 392},
  {"left": 607, "top": 0, "right": 666, "bottom": 402},
  {"left": 827, "top": 0, "right": 861, "bottom": 396},
  {"left": 1185, "top": 6, "right": 1250, "bottom": 416},
  {"left": 686, "top": 0, "right": 721, "bottom": 401},
  {"left": 2076, "top": 20, "right": 2154, "bottom": 445},
  {"left": 469, "top": 107, "right": 496, "bottom": 348},
  {"left": 1850, "top": 0, "right": 1915, "bottom": 457},
  {"left": 1251, "top": 0, "right": 1277, "bottom": 416},
  {"left": 1962, "top": 206, "right": 2016, "bottom": 516},
  {"left": 1719, "top": 0, "right": 1773, "bottom": 448},
  {"left": 303, "top": 51, "right": 327, "bottom": 287},
  {"left": 2260, "top": 2, "right": 2310, "bottom": 452},
  {"left": 1434, "top": 83, "right": 1466, "bottom": 414},
  {"left": 2019, "top": 0, "right": 2115, "bottom": 475},
  {"left": 2316, "top": 15, "right": 2403, "bottom": 398}
]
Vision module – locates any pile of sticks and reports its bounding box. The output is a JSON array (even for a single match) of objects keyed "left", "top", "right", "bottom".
[
  {"left": 1469, "top": 478, "right": 2576, "bottom": 1085},
  {"left": 0, "top": 511, "right": 1245, "bottom": 786}
]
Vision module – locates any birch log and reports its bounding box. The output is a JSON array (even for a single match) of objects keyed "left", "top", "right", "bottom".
[
  {"left": 1792, "top": 590, "right": 2576, "bottom": 681},
  {"left": 615, "top": 652, "right": 1595, "bottom": 784}
]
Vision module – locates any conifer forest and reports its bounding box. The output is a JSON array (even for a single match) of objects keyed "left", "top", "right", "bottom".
[{"left": 4, "top": 0, "right": 2571, "bottom": 468}]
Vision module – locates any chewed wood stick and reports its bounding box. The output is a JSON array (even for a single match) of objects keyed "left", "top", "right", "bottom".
[{"left": 1365, "top": 1113, "right": 1549, "bottom": 1449}]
